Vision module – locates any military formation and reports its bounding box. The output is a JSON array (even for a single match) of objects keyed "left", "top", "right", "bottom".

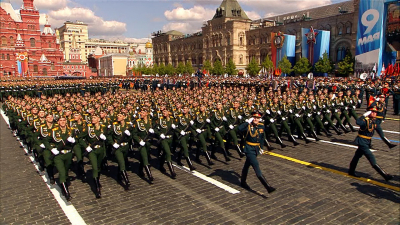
[{"left": 0, "top": 75, "right": 398, "bottom": 201}]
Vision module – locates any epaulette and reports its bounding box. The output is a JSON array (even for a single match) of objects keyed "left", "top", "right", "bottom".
[
  {"left": 101, "top": 124, "right": 105, "bottom": 127},
  {"left": 34, "top": 119, "right": 39, "bottom": 121},
  {"left": 88, "top": 124, "right": 92, "bottom": 126},
  {"left": 52, "top": 127, "right": 58, "bottom": 131},
  {"left": 136, "top": 119, "right": 141, "bottom": 121},
  {"left": 113, "top": 122, "right": 118, "bottom": 124}
]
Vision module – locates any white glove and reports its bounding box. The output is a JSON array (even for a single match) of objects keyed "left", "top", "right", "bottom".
[
  {"left": 160, "top": 134, "right": 166, "bottom": 139},
  {"left": 313, "top": 106, "right": 316, "bottom": 110},
  {"left": 323, "top": 105, "right": 326, "bottom": 108},
  {"left": 295, "top": 114, "right": 300, "bottom": 117},
  {"left": 259, "top": 149, "right": 264, "bottom": 154},
  {"left": 327, "top": 110, "right": 331, "bottom": 113},
  {"left": 277, "top": 111, "right": 281, "bottom": 115},
  {"left": 40, "top": 143, "right": 45, "bottom": 149},
  {"left": 180, "top": 130, "right": 186, "bottom": 136},
  {"left": 345, "top": 107, "right": 348, "bottom": 110},
  {"left": 124, "top": 130, "right": 131, "bottom": 136},
  {"left": 206, "top": 119, "right": 211, "bottom": 123},
  {"left": 148, "top": 128, "right": 154, "bottom": 134},
  {"left": 248, "top": 118, "right": 254, "bottom": 124},
  {"left": 363, "top": 111, "right": 372, "bottom": 117},
  {"left": 353, "top": 106, "right": 356, "bottom": 109},
  {"left": 332, "top": 103, "right": 335, "bottom": 106},
  {"left": 139, "top": 140, "right": 145, "bottom": 146},
  {"left": 358, "top": 100, "right": 361, "bottom": 103},
  {"left": 196, "top": 129, "right": 202, "bottom": 134},
  {"left": 67, "top": 137, "right": 75, "bottom": 143},
  {"left": 107, "top": 125, "right": 112, "bottom": 129},
  {"left": 51, "top": 148, "right": 59, "bottom": 155},
  {"left": 190, "top": 120, "right": 194, "bottom": 125},
  {"left": 86, "top": 146, "right": 92, "bottom": 152},
  {"left": 282, "top": 117, "right": 286, "bottom": 121},
  {"left": 229, "top": 125, "right": 234, "bottom": 130},
  {"left": 375, "top": 98, "right": 380, "bottom": 101},
  {"left": 18, "top": 119, "right": 22, "bottom": 122},
  {"left": 302, "top": 106, "right": 306, "bottom": 110},
  {"left": 270, "top": 119, "right": 275, "bottom": 123},
  {"left": 113, "top": 143, "right": 120, "bottom": 149},
  {"left": 289, "top": 110, "right": 293, "bottom": 113},
  {"left": 150, "top": 112, "right": 153, "bottom": 117},
  {"left": 341, "top": 102, "right": 344, "bottom": 106},
  {"left": 317, "top": 112, "right": 321, "bottom": 115},
  {"left": 222, "top": 116, "right": 227, "bottom": 121},
  {"left": 133, "top": 114, "right": 137, "bottom": 118},
  {"left": 308, "top": 113, "right": 312, "bottom": 117},
  {"left": 99, "top": 134, "right": 106, "bottom": 140},
  {"left": 238, "top": 115, "right": 242, "bottom": 119},
  {"left": 215, "top": 127, "right": 220, "bottom": 132},
  {"left": 334, "top": 109, "right": 338, "bottom": 113},
  {"left": 350, "top": 100, "right": 353, "bottom": 103},
  {"left": 171, "top": 124, "right": 176, "bottom": 129},
  {"left": 266, "top": 110, "right": 270, "bottom": 114}
]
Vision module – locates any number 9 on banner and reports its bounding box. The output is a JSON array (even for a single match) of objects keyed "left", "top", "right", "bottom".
[{"left": 361, "top": 9, "right": 379, "bottom": 35}]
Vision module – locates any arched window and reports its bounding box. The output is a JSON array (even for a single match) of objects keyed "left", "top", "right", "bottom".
[
  {"left": 337, "top": 23, "right": 344, "bottom": 36},
  {"left": 49, "top": 43, "right": 52, "bottom": 48},
  {"left": 336, "top": 47, "right": 347, "bottom": 61},
  {"left": 42, "top": 68, "right": 47, "bottom": 75},
  {"left": 51, "top": 63, "right": 55, "bottom": 70},
  {"left": 239, "top": 32, "right": 245, "bottom": 46},
  {"left": 6, "top": 54, "right": 10, "bottom": 60},
  {"left": 239, "top": 54, "right": 243, "bottom": 64},
  {"left": 30, "top": 38, "right": 35, "bottom": 47},
  {"left": 33, "top": 65, "right": 38, "bottom": 72},
  {"left": 1, "top": 53, "right": 4, "bottom": 60},
  {"left": 1, "top": 36, "right": 7, "bottom": 46},
  {"left": 9, "top": 36, "right": 14, "bottom": 46},
  {"left": 345, "top": 22, "right": 352, "bottom": 34}
]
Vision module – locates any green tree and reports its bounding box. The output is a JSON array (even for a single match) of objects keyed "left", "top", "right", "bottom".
[
  {"left": 176, "top": 62, "right": 186, "bottom": 75},
  {"left": 278, "top": 56, "right": 293, "bottom": 75},
  {"left": 246, "top": 57, "right": 260, "bottom": 76},
  {"left": 212, "top": 59, "right": 224, "bottom": 75},
  {"left": 165, "top": 63, "right": 175, "bottom": 75},
  {"left": 293, "top": 57, "right": 312, "bottom": 75},
  {"left": 152, "top": 63, "right": 159, "bottom": 75},
  {"left": 225, "top": 58, "right": 237, "bottom": 75},
  {"left": 337, "top": 51, "right": 354, "bottom": 76},
  {"left": 314, "top": 52, "right": 333, "bottom": 74},
  {"left": 185, "top": 61, "right": 193, "bottom": 74},
  {"left": 261, "top": 56, "right": 274, "bottom": 74},
  {"left": 203, "top": 60, "right": 212, "bottom": 75},
  {"left": 158, "top": 63, "right": 165, "bottom": 75}
]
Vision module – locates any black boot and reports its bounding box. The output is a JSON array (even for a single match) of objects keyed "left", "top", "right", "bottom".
[
  {"left": 373, "top": 165, "right": 393, "bottom": 181},
  {"left": 138, "top": 163, "right": 145, "bottom": 177},
  {"left": 276, "top": 136, "right": 286, "bottom": 148},
  {"left": 176, "top": 152, "right": 183, "bottom": 166},
  {"left": 144, "top": 165, "right": 154, "bottom": 181},
  {"left": 61, "top": 182, "right": 72, "bottom": 201},
  {"left": 121, "top": 170, "right": 131, "bottom": 188},
  {"left": 194, "top": 148, "right": 202, "bottom": 163},
  {"left": 289, "top": 135, "right": 300, "bottom": 146},
  {"left": 166, "top": 162, "right": 176, "bottom": 179},
  {"left": 204, "top": 151, "right": 214, "bottom": 165},
  {"left": 311, "top": 131, "right": 321, "bottom": 141},
  {"left": 47, "top": 165, "right": 55, "bottom": 185},
  {"left": 94, "top": 178, "right": 101, "bottom": 198},
  {"left": 240, "top": 169, "right": 250, "bottom": 189},
  {"left": 339, "top": 124, "right": 350, "bottom": 133},
  {"left": 333, "top": 126, "right": 343, "bottom": 135},
  {"left": 302, "top": 133, "right": 311, "bottom": 144},
  {"left": 322, "top": 128, "right": 332, "bottom": 137},
  {"left": 257, "top": 175, "right": 276, "bottom": 193},
  {"left": 219, "top": 147, "right": 231, "bottom": 162},
  {"left": 382, "top": 137, "right": 397, "bottom": 149},
  {"left": 38, "top": 157, "right": 45, "bottom": 172},
  {"left": 348, "top": 160, "right": 360, "bottom": 177},
  {"left": 210, "top": 145, "right": 218, "bottom": 160},
  {"left": 159, "top": 158, "right": 166, "bottom": 173},
  {"left": 236, "top": 145, "right": 245, "bottom": 158},
  {"left": 185, "top": 157, "right": 196, "bottom": 171},
  {"left": 78, "top": 161, "right": 86, "bottom": 181}
]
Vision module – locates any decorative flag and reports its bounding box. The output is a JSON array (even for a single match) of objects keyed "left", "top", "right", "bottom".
[{"left": 368, "top": 96, "right": 376, "bottom": 107}]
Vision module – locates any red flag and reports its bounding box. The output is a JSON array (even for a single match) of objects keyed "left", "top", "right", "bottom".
[{"left": 368, "top": 96, "right": 375, "bottom": 107}]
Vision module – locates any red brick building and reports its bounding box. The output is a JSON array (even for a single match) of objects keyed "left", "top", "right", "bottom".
[{"left": 0, "top": 0, "right": 63, "bottom": 77}]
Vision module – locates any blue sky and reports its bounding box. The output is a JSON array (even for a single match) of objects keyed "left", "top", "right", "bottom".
[{"left": 8, "top": 0, "right": 349, "bottom": 42}]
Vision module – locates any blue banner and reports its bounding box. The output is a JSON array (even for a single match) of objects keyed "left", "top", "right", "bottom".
[
  {"left": 302, "top": 28, "right": 330, "bottom": 65},
  {"left": 277, "top": 34, "right": 296, "bottom": 65}
]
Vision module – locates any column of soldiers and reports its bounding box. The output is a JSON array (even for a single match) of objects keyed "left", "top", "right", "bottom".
[{"left": 1, "top": 76, "right": 398, "bottom": 201}]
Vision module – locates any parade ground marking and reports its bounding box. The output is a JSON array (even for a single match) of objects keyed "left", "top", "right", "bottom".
[
  {"left": 353, "top": 126, "right": 400, "bottom": 135},
  {"left": 1, "top": 110, "right": 87, "bottom": 225},
  {"left": 385, "top": 118, "right": 400, "bottom": 121},
  {"left": 173, "top": 164, "right": 240, "bottom": 194},
  {"left": 293, "top": 135, "right": 378, "bottom": 152},
  {"left": 263, "top": 151, "right": 400, "bottom": 192}
]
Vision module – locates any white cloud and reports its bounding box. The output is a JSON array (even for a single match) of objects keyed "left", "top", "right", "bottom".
[
  {"left": 162, "top": 22, "right": 202, "bottom": 34},
  {"left": 34, "top": 0, "right": 68, "bottom": 11},
  {"left": 42, "top": 7, "right": 127, "bottom": 36},
  {"left": 245, "top": 11, "right": 261, "bottom": 20},
  {"left": 164, "top": 5, "right": 214, "bottom": 21}
]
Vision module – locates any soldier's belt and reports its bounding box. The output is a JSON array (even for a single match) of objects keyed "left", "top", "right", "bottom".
[
  {"left": 94, "top": 145, "right": 101, "bottom": 149},
  {"left": 246, "top": 141, "right": 260, "bottom": 146},
  {"left": 376, "top": 116, "right": 383, "bottom": 119},
  {"left": 120, "top": 142, "right": 128, "bottom": 146},
  {"left": 165, "top": 135, "right": 172, "bottom": 139},
  {"left": 358, "top": 134, "right": 371, "bottom": 140},
  {"left": 61, "top": 150, "right": 71, "bottom": 154}
]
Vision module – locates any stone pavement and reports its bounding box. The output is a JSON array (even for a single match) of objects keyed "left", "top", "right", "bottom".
[{"left": 0, "top": 101, "right": 399, "bottom": 225}]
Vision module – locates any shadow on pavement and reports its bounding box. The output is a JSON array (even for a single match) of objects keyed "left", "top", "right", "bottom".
[{"left": 350, "top": 182, "right": 400, "bottom": 204}]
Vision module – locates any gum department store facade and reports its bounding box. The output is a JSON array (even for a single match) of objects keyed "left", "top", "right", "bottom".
[{"left": 152, "top": 0, "right": 360, "bottom": 74}]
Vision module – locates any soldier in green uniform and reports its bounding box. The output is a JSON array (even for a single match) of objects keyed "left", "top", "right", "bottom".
[
  {"left": 348, "top": 106, "right": 393, "bottom": 181},
  {"left": 391, "top": 81, "right": 400, "bottom": 115},
  {"left": 69, "top": 112, "right": 87, "bottom": 180},
  {"left": 225, "top": 99, "right": 245, "bottom": 157},
  {"left": 132, "top": 107, "right": 155, "bottom": 180},
  {"left": 210, "top": 102, "right": 230, "bottom": 162},
  {"left": 155, "top": 108, "right": 177, "bottom": 178},
  {"left": 82, "top": 114, "right": 107, "bottom": 198},
  {"left": 49, "top": 117, "right": 75, "bottom": 201},
  {"left": 370, "top": 95, "right": 397, "bottom": 149},
  {"left": 193, "top": 103, "right": 214, "bottom": 165},
  {"left": 238, "top": 112, "right": 276, "bottom": 193}
]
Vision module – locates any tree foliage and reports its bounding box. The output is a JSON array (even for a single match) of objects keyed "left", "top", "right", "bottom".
[
  {"left": 185, "top": 61, "right": 193, "bottom": 74},
  {"left": 277, "top": 56, "right": 293, "bottom": 75},
  {"left": 314, "top": 52, "right": 333, "bottom": 74},
  {"left": 212, "top": 59, "right": 224, "bottom": 75},
  {"left": 165, "top": 63, "right": 175, "bottom": 75},
  {"left": 203, "top": 60, "right": 212, "bottom": 74},
  {"left": 246, "top": 57, "right": 260, "bottom": 76},
  {"left": 176, "top": 62, "right": 186, "bottom": 75},
  {"left": 293, "top": 57, "right": 312, "bottom": 75},
  {"left": 261, "top": 56, "right": 274, "bottom": 73},
  {"left": 225, "top": 58, "right": 237, "bottom": 75},
  {"left": 337, "top": 51, "right": 354, "bottom": 76}
]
